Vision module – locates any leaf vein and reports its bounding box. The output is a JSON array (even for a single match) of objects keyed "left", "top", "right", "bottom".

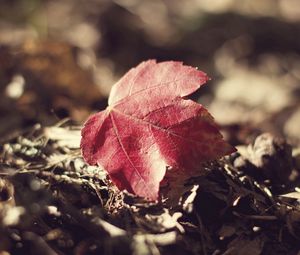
[{"left": 109, "top": 112, "right": 150, "bottom": 194}]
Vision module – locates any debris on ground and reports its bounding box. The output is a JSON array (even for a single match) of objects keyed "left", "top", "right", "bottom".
[{"left": 1, "top": 124, "right": 300, "bottom": 255}]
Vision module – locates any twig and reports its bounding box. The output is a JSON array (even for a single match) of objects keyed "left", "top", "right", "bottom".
[{"left": 233, "top": 212, "right": 277, "bottom": 220}]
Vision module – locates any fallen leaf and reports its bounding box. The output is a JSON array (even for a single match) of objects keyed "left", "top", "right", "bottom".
[{"left": 81, "top": 60, "right": 235, "bottom": 200}]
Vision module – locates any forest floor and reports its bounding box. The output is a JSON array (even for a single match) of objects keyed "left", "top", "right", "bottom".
[
  {"left": 1, "top": 1, "right": 300, "bottom": 254},
  {"left": 0, "top": 121, "right": 300, "bottom": 255}
]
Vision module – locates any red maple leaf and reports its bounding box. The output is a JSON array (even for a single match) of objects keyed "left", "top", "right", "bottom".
[{"left": 81, "top": 60, "right": 235, "bottom": 200}]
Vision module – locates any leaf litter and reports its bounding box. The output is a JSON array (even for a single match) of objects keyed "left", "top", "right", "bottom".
[
  {"left": 1, "top": 3, "right": 300, "bottom": 254},
  {"left": 1, "top": 122, "right": 300, "bottom": 255}
]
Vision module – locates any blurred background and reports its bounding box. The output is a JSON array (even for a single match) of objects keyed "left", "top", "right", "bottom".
[{"left": 0, "top": 0, "right": 300, "bottom": 145}]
